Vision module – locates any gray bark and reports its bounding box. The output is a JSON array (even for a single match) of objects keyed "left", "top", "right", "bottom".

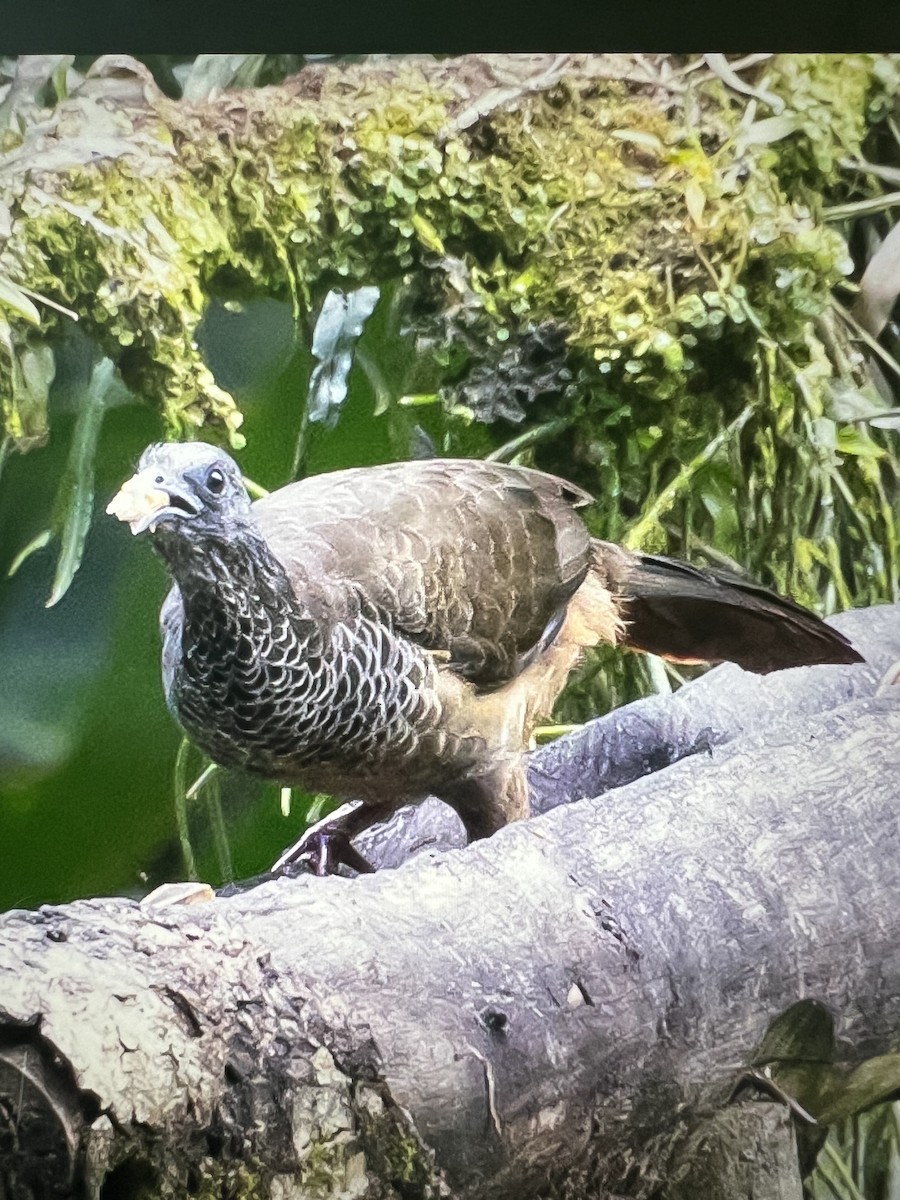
[{"left": 1, "top": 603, "right": 899, "bottom": 1199}]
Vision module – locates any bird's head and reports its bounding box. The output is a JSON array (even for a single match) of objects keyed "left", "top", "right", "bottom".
[{"left": 106, "top": 442, "right": 252, "bottom": 539}]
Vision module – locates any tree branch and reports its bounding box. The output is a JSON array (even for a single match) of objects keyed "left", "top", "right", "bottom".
[{"left": 2, "top": 604, "right": 898, "bottom": 1198}]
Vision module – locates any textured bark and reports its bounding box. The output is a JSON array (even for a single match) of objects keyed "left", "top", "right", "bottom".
[{"left": 1, "top": 604, "right": 899, "bottom": 1199}]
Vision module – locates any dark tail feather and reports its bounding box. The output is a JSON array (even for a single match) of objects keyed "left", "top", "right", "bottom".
[{"left": 594, "top": 543, "right": 864, "bottom": 674}]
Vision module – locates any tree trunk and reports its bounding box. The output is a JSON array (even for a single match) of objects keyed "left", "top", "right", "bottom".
[{"left": 1, "top": 604, "right": 899, "bottom": 1199}]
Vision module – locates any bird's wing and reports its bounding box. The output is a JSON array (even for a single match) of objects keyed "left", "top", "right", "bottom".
[{"left": 251, "top": 458, "right": 595, "bottom": 686}]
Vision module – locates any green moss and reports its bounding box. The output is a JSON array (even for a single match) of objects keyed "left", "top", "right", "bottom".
[
  {"left": 297, "top": 1137, "right": 354, "bottom": 1196},
  {"left": 0, "top": 60, "right": 861, "bottom": 442},
  {"left": 190, "top": 1159, "right": 268, "bottom": 1200},
  {"left": 355, "top": 1091, "right": 438, "bottom": 1198},
  {"left": 764, "top": 54, "right": 881, "bottom": 191}
]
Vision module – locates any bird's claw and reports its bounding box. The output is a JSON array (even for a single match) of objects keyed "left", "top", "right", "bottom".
[{"left": 271, "top": 801, "right": 376, "bottom": 877}]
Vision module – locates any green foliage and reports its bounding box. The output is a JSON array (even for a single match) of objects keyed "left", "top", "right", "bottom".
[
  {"left": 808, "top": 1106, "right": 900, "bottom": 1200},
  {"left": 747, "top": 1001, "right": 900, "bottom": 1200}
]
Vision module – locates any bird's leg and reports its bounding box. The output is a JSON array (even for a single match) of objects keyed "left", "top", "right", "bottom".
[
  {"left": 440, "top": 764, "right": 530, "bottom": 842},
  {"left": 271, "top": 799, "right": 393, "bottom": 877}
]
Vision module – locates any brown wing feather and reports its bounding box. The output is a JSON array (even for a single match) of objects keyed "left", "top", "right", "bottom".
[
  {"left": 592, "top": 541, "right": 863, "bottom": 671},
  {"left": 251, "top": 459, "right": 594, "bottom": 687}
]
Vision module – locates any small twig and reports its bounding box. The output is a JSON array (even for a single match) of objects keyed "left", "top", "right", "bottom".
[
  {"left": 531, "top": 723, "right": 584, "bottom": 744},
  {"left": 644, "top": 654, "right": 673, "bottom": 696},
  {"left": 460, "top": 1044, "right": 503, "bottom": 1139},
  {"left": 14, "top": 1047, "right": 26, "bottom": 1135},
  {"left": 832, "top": 298, "right": 900, "bottom": 385},
  {"left": 16, "top": 285, "right": 79, "bottom": 321},
  {"left": 824, "top": 191, "right": 900, "bottom": 221},
  {"left": 703, "top": 53, "right": 784, "bottom": 112},
  {"left": 694, "top": 241, "right": 722, "bottom": 292},
  {"left": 173, "top": 739, "right": 199, "bottom": 881},
  {"left": 680, "top": 53, "right": 773, "bottom": 81},
  {"left": 186, "top": 761, "right": 218, "bottom": 801},
  {"left": 290, "top": 403, "right": 311, "bottom": 481},
  {"left": 723, "top": 52, "right": 775, "bottom": 73},
  {"left": 7, "top": 528, "right": 51, "bottom": 577},
  {"left": 735, "top": 1067, "right": 818, "bottom": 1125},
  {"left": 663, "top": 522, "right": 746, "bottom": 575},
  {"left": 443, "top": 54, "right": 571, "bottom": 139},
  {"left": 242, "top": 475, "right": 270, "bottom": 500},
  {"left": 838, "top": 156, "right": 900, "bottom": 187},
  {"left": 624, "top": 406, "right": 753, "bottom": 549},
  {"left": 206, "top": 770, "right": 234, "bottom": 884},
  {"left": 662, "top": 660, "right": 688, "bottom": 687},
  {"left": 583, "top": 67, "right": 687, "bottom": 94},
  {"left": 486, "top": 417, "right": 574, "bottom": 463}
]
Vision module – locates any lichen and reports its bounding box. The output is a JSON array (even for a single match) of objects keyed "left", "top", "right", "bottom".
[
  {"left": 353, "top": 1084, "right": 443, "bottom": 1199},
  {"left": 0, "top": 57, "right": 877, "bottom": 445},
  {"left": 190, "top": 1158, "right": 269, "bottom": 1200}
]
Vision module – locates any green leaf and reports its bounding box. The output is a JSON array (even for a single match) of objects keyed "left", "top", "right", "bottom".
[
  {"left": 7, "top": 339, "right": 55, "bottom": 451},
  {"left": 825, "top": 381, "right": 887, "bottom": 423},
  {"left": 38, "top": 357, "right": 116, "bottom": 607},
  {"left": 751, "top": 1002, "right": 900, "bottom": 1128},
  {"left": 817, "top": 1056, "right": 900, "bottom": 1125},
  {"left": 50, "top": 56, "right": 72, "bottom": 102},
  {"left": 836, "top": 426, "right": 886, "bottom": 459},
  {"left": 0, "top": 274, "right": 41, "bottom": 325},
  {"left": 411, "top": 212, "right": 446, "bottom": 255},
  {"left": 307, "top": 287, "right": 381, "bottom": 428},
  {"left": 754, "top": 998, "right": 836, "bottom": 1067},
  {"left": 179, "top": 54, "right": 263, "bottom": 102}
]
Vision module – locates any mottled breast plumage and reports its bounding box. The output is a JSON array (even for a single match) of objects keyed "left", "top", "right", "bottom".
[{"left": 163, "top": 536, "right": 449, "bottom": 787}]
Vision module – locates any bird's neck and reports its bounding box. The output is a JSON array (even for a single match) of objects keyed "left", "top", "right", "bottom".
[{"left": 154, "top": 519, "right": 319, "bottom": 647}]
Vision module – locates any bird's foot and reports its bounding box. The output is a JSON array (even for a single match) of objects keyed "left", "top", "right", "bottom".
[{"left": 271, "top": 801, "right": 376, "bottom": 877}]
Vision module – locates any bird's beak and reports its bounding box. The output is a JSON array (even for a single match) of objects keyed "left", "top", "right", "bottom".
[{"left": 106, "top": 469, "right": 200, "bottom": 535}]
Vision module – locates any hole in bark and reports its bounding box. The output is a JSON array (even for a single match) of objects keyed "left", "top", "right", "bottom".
[
  {"left": 575, "top": 980, "right": 594, "bottom": 1006},
  {"left": 99, "top": 1156, "right": 160, "bottom": 1199},
  {"left": 206, "top": 1127, "right": 225, "bottom": 1156},
  {"left": 479, "top": 1006, "right": 509, "bottom": 1035}
]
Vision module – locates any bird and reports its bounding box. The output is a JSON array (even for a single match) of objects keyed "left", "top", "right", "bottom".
[{"left": 107, "top": 441, "right": 864, "bottom": 874}]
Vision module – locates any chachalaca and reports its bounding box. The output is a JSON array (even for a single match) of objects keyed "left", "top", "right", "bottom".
[{"left": 108, "top": 442, "right": 864, "bottom": 874}]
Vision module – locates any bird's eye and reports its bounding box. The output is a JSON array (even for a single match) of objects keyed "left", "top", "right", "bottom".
[{"left": 206, "top": 468, "right": 226, "bottom": 495}]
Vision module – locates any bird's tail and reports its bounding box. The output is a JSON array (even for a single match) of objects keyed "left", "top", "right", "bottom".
[{"left": 592, "top": 540, "right": 864, "bottom": 673}]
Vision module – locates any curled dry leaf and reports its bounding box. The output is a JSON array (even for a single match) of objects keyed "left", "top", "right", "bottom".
[{"left": 853, "top": 220, "right": 900, "bottom": 337}]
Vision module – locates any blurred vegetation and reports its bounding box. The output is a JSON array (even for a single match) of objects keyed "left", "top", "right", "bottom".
[{"left": 0, "top": 50, "right": 899, "bottom": 1200}]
